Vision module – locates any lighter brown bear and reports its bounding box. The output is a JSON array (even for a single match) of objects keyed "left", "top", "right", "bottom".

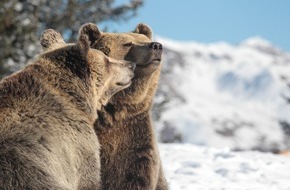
[
  {"left": 92, "top": 23, "right": 168, "bottom": 190},
  {"left": 0, "top": 23, "right": 135, "bottom": 190}
]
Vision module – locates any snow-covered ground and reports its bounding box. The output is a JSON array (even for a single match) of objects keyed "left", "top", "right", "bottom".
[{"left": 160, "top": 143, "right": 290, "bottom": 190}]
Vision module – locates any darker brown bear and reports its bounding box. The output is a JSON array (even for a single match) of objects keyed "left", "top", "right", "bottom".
[
  {"left": 0, "top": 23, "right": 135, "bottom": 190},
  {"left": 92, "top": 23, "right": 168, "bottom": 190}
]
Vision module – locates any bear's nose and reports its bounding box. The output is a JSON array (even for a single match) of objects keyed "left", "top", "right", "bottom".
[{"left": 148, "top": 42, "right": 163, "bottom": 50}]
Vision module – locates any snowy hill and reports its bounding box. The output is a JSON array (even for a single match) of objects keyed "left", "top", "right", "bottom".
[
  {"left": 153, "top": 37, "right": 290, "bottom": 152},
  {"left": 159, "top": 143, "right": 290, "bottom": 190}
]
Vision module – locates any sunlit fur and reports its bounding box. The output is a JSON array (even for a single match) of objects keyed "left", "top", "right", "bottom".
[{"left": 0, "top": 24, "right": 134, "bottom": 190}]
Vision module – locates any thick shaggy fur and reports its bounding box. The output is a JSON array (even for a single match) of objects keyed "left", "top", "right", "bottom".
[
  {"left": 92, "top": 23, "right": 168, "bottom": 190},
  {"left": 0, "top": 24, "right": 134, "bottom": 190}
]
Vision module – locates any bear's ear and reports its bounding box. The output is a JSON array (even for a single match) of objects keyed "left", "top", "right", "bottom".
[
  {"left": 78, "top": 23, "right": 101, "bottom": 46},
  {"left": 133, "top": 23, "right": 152, "bottom": 40},
  {"left": 77, "top": 23, "right": 101, "bottom": 56},
  {"left": 40, "top": 29, "right": 65, "bottom": 51}
]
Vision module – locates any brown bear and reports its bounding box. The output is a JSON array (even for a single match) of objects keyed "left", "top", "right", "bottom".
[
  {"left": 91, "top": 23, "right": 168, "bottom": 190},
  {"left": 0, "top": 23, "right": 135, "bottom": 190}
]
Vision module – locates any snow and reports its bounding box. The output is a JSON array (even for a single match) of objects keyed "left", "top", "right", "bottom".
[
  {"left": 153, "top": 37, "right": 290, "bottom": 189},
  {"left": 159, "top": 143, "right": 290, "bottom": 190},
  {"left": 154, "top": 36, "right": 290, "bottom": 151}
]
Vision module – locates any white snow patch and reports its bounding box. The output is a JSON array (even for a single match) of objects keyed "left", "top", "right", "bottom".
[{"left": 160, "top": 143, "right": 290, "bottom": 190}]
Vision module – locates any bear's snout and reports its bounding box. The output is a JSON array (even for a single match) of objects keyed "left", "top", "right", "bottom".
[{"left": 148, "top": 42, "right": 163, "bottom": 50}]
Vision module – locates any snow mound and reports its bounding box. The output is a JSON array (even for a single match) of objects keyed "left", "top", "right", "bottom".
[
  {"left": 241, "top": 37, "right": 273, "bottom": 49},
  {"left": 153, "top": 36, "right": 290, "bottom": 152}
]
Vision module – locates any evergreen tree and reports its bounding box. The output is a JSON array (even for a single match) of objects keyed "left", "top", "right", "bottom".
[{"left": 0, "top": 0, "right": 143, "bottom": 78}]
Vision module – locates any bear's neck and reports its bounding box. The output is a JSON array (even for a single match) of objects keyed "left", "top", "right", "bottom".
[
  {"left": 35, "top": 59, "right": 97, "bottom": 122},
  {"left": 95, "top": 83, "right": 156, "bottom": 130},
  {"left": 95, "top": 102, "right": 152, "bottom": 133},
  {"left": 94, "top": 68, "right": 160, "bottom": 130}
]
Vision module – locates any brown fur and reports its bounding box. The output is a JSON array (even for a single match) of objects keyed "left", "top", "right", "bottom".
[
  {"left": 92, "top": 23, "right": 168, "bottom": 190},
  {"left": 0, "top": 23, "right": 135, "bottom": 190}
]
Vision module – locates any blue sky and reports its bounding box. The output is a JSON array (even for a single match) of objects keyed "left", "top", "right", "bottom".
[{"left": 103, "top": 0, "right": 290, "bottom": 51}]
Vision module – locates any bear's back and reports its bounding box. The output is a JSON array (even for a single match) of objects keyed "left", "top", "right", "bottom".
[{"left": 0, "top": 59, "right": 101, "bottom": 190}]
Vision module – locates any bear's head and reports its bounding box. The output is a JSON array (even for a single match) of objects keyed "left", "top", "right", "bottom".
[
  {"left": 89, "top": 23, "right": 163, "bottom": 113},
  {"left": 40, "top": 23, "right": 135, "bottom": 109},
  {"left": 91, "top": 23, "right": 162, "bottom": 76}
]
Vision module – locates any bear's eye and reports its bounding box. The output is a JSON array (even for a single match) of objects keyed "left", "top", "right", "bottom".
[
  {"left": 99, "top": 47, "right": 110, "bottom": 56},
  {"left": 123, "top": 42, "right": 134, "bottom": 47}
]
